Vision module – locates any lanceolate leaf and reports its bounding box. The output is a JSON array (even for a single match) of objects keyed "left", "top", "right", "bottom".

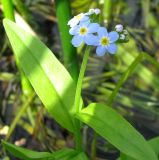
[
  {"left": 148, "top": 136, "right": 159, "bottom": 157},
  {"left": 2, "top": 141, "right": 88, "bottom": 160},
  {"left": 119, "top": 137, "right": 159, "bottom": 160},
  {"left": 76, "top": 103, "right": 157, "bottom": 160},
  {"left": 119, "top": 154, "right": 135, "bottom": 160},
  {"left": 3, "top": 19, "right": 76, "bottom": 132},
  {"left": 2, "top": 141, "right": 54, "bottom": 160}
]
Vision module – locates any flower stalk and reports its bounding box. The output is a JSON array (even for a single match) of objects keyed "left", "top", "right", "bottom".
[{"left": 74, "top": 46, "right": 91, "bottom": 151}]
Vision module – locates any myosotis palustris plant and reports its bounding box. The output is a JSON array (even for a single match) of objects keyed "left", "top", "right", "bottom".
[{"left": 1, "top": 8, "right": 159, "bottom": 160}]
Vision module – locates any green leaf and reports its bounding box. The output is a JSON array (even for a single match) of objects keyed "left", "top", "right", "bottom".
[
  {"left": 71, "top": 152, "right": 88, "bottom": 160},
  {"left": 148, "top": 136, "right": 159, "bottom": 157},
  {"left": 119, "top": 137, "right": 159, "bottom": 160},
  {"left": 76, "top": 103, "right": 157, "bottom": 160},
  {"left": 2, "top": 141, "right": 88, "bottom": 160},
  {"left": 3, "top": 19, "right": 76, "bottom": 133},
  {"left": 2, "top": 141, "right": 54, "bottom": 160},
  {"left": 53, "top": 150, "right": 88, "bottom": 160},
  {"left": 119, "top": 153, "right": 135, "bottom": 160},
  {"left": 53, "top": 149, "right": 77, "bottom": 160}
]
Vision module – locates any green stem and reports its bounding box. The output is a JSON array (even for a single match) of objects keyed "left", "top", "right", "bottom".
[
  {"left": 106, "top": 53, "right": 143, "bottom": 106},
  {"left": 55, "top": 0, "right": 79, "bottom": 82},
  {"left": 75, "top": 46, "right": 91, "bottom": 113},
  {"left": 141, "top": 0, "right": 150, "bottom": 28},
  {"left": 5, "top": 92, "right": 35, "bottom": 140},
  {"left": 91, "top": 132, "right": 97, "bottom": 160},
  {"left": 2, "top": 0, "right": 32, "bottom": 96},
  {"left": 143, "top": 52, "right": 159, "bottom": 69},
  {"left": 13, "top": 0, "right": 32, "bottom": 22},
  {"left": 103, "top": 0, "right": 113, "bottom": 21},
  {"left": 74, "top": 46, "right": 91, "bottom": 151},
  {"left": 1, "top": 0, "right": 15, "bottom": 21}
]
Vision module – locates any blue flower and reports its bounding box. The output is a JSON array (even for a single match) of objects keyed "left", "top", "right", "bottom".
[
  {"left": 69, "top": 21, "right": 99, "bottom": 47},
  {"left": 68, "top": 13, "right": 89, "bottom": 28},
  {"left": 95, "top": 27, "right": 119, "bottom": 56}
]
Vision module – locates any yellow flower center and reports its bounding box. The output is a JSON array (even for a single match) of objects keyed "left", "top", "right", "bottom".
[
  {"left": 100, "top": 37, "right": 110, "bottom": 46},
  {"left": 80, "top": 27, "right": 87, "bottom": 35},
  {"left": 75, "top": 14, "right": 83, "bottom": 20}
]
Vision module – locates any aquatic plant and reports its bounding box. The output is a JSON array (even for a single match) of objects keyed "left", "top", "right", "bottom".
[{"left": 2, "top": 8, "right": 159, "bottom": 160}]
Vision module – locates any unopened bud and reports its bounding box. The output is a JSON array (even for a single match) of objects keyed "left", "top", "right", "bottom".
[{"left": 115, "top": 24, "right": 123, "bottom": 32}]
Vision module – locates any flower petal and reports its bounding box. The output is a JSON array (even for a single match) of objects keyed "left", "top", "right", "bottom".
[
  {"left": 81, "top": 16, "right": 89, "bottom": 22},
  {"left": 72, "top": 35, "right": 83, "bottom": 47},
  {"left": 88, "top": 23, "right": 100, "bottom": 33},
  {"left": 108, "top": 31, "right": 119, "bottom": 43},
  {"left": 69, "top": 25, "right": 79, "bottom": 35},
  {"left": 68, "top": 18, "right": 79, "bottom": 28},
  {"left": 97, "top": 27, "right": 108, "bottom": 38},
  {"left": 96, "top": 46, "right": 107, "bottom": 56},
  {"left": 80, "top": 20, "right": 90, "bottom": 27},
  {"left": 68, "top": 18, "right": 74, "bottom": 25},
  {"left": 107, "top": 43, "right": 117, "bottom": 54},
  {"left": 84, "top": 34, "right": 99, "bottom": 46}
]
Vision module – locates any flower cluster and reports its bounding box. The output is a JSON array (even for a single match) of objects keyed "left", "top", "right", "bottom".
[
  {"left": 115, "top": 24, "right": 129, "bottom": 42},
  {"left": 68, "top": 9, "right": 128, "bottom": 56}
]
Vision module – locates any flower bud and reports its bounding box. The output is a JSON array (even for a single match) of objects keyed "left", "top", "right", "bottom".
[
  {"left": 115, "top": 24, "right": 123, "bottom": 32},
  {"left": 123, "top": 29, "right": 128, "bottom": 35},
  {"left": 120, "top": 34, "right": 126, "bottom": 40}
]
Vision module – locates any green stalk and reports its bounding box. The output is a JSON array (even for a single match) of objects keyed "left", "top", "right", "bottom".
[
  {"left": 75, "top": 47, "right": 91, "bottom": 113},
  {"left": 103, "top": 0, "right": 113, "bottom": 21},
  {"left": 74, "top": 46, "right": 91, "bottom": 151},
  {"left": 141, "top": 0, "right": 150, "bottom": 28},
  {"left": 91, "top": 132, "right": 97, "bottom": 160},
  {"left": 106, "top": 53, "right": 143, "bottom": 106},
  {"left": 5, "top": 92, "right": 35, "bottom": 140},
  {"left": 1, "top": 0, "right": 15, "bottom": 21},
  {"left": 143, "top": 52, "right": 159, "bottom": 69},
  {"left": 2, "top": 0, "right": 32, "bottom": 96},
  {"left": 55, "top": 0, "right": 79, "bottom": 82},
  {"left": 13, "top": 0, "right": 32, "bottom": 22}
]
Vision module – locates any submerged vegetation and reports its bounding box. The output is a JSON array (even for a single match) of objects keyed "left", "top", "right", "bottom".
[{"left": 0, "top": 0, "right": 159, "bottom": 160}]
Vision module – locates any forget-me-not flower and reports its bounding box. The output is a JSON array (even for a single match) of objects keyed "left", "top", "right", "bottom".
[
  {"left": 69, "top": 21, "right": 99, "bottom": 47},
  {"left": 67, "top": 13, "right": 89, "bottom": 28},
  {"left": 95, "top": 27, "right": 119, "bottom": 56}
]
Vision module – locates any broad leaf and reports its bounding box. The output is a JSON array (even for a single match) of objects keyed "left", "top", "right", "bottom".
[
  {"left": 149, "top": 136, "right": 159, "bottom": 157},
  {"left": 119, "top": 137, "right": 159, "bottom": 159},
  {"left": 2, "top": 141, "right": 54, "bottom": 160},
  {"left": 76, "top": 103, "right": 157, "bottom": 160},
  {"left": 3, "top": 19, "right": 76, "bottom": 132},
  {"left": 119, "top": 154, "right": 135, "bottom": 160}
]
